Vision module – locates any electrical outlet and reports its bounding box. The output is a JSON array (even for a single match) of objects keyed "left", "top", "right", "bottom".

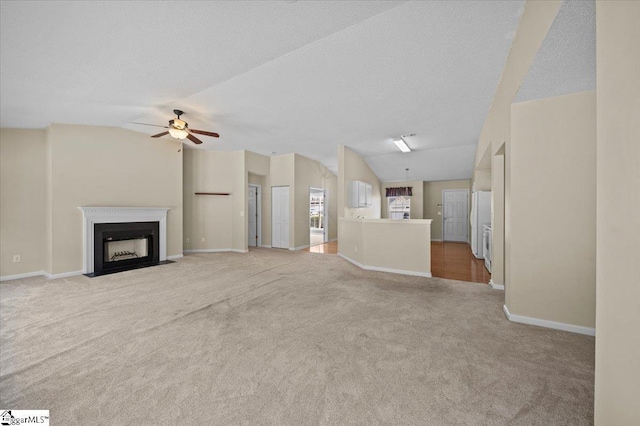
[
  {"left": 13, "top": 255, "right": 21, "bottom": 263},
  {"left": 355, "top": 246, "right": 358, "bottom": 253},
  {"left": 185, "top": 238, "right": 190, "bottom": 243},
  {"left": 201, "top": 237, "right": 205, "bottom": 242}
]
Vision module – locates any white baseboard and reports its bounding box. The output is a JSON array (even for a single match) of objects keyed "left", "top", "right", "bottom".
[
  {"left": 330, "top": 238, "right": 338, "bottom": 242},
  {"left": 184, "top": 249, "right": 247, "bottom": 254},
  {"left": 1, "top": 270, "right": 82, "bottom": 281},
  {"left": 502, "top": 304, "right": 595, "bottom": 336},
  {"left": 166, "top": 254, "right": 183, "bottom": 260},
  {"left": 337, "top": 253, "right": 432, "bottom": 278},
  {"left": 0, "top": 271, "right": 45, "bottom": 282},
  {"left": 290, "top": 245, "right": 310, "bottom": 251},
  {"left": 337, "top": 253, "right": 366, "bottom": 268},
  {"left": 489, "top": 279, "right": 505, "bottom": 290},
  {"left": 431, "top": 239, "right": 443, "bottom": 242},
  {"left": 260, "top": 245, "right": 272, "bottom": 248},
  {"left": 44, "top": 270, "right": 83, "bottom": 280}
]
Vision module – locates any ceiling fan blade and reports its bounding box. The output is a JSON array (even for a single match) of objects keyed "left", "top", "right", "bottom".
[
  {"left": 131, "top": 122, "right": 169, "bottom": 128},
  {"left": 190, "top": 129, "right": 220, "bottom": 138},
  {"left": 151, "top": 131, "right": 169, "bottom": 138},
  {"left": 187, "top": 134, "right": 203, "bottom": 145}
]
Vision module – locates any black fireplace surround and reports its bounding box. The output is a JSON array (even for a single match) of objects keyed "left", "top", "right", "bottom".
[{"left": 93, "top": 221, "right": 160, "bottom": 276}]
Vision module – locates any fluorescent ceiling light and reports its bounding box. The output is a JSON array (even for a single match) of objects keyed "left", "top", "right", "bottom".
[{"left": 393, "top": 138, "right": 411, "bottom": 153}]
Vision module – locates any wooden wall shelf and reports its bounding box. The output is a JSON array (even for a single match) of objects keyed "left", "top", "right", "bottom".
[{"left": 195, "top": 192, "right": 231, "bottom": 196}]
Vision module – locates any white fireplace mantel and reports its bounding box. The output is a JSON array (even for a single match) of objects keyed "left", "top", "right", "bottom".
[{"left": 78, "top": 206, "right": 171, "bottom": 274}]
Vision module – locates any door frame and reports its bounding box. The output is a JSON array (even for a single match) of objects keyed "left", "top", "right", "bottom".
[
  {"left": 442, "top": 189, "right": 469, "bottom": 242},
  {"left": 309, "top": 187, "right": 328, "bottom": 244},
  {"left": 248, "top": 184, "right": 262, "bottom": 248}
]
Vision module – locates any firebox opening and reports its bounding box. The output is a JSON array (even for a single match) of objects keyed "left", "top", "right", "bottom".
[
  {"left": 92, "top": 221, "right": 160, "bottom": 276},
  {"left": 105, "top": 237, "right": 149, "bottom": 262}
]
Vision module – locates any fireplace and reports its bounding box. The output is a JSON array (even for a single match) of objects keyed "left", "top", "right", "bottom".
[
  {"left": 78, "top": 207, "right": 171, "bottom": 275},
  {"left": 93, "top": 222, "right": 160, "bottom": 275}
]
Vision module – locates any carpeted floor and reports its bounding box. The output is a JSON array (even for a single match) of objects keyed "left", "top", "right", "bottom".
[{"left": 0, "top": 249, "right": 594, "bottom": 425}]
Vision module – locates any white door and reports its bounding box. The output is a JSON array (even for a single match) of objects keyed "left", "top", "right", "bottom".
[
  {"left": 272, "top": 186, "right": 290, "bottom": 249},
  {"left": 443, "top": 189, "right": 469, "bottom": 242},
  {"left": 248, "top": 185, "right": 258, "bottom": 247}
]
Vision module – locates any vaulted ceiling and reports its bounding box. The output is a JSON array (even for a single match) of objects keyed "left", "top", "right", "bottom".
[
  {"left": 515, "top": 0, "right": 595, "bottom": 103},
  {"left": 1, "top": 1, "right": 527, "bottom": 181}
]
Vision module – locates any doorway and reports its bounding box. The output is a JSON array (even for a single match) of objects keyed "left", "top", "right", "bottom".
[
  {"left": 442, "top": 189, "right": 469, "bottom": 242},
  {"left": 248, "top": 184, "right": 262, "bottom": 248},
  {"left": 272, "top": 186, "right": 290, "bottom": 249},
  {"left": 309, "top": 187, "right": 327, "bottom": 247}
]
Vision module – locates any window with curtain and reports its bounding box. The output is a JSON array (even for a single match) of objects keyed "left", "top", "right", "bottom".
[
  {"left": 388, "top": 196, "right": 411, "bottom": 219},
  {"left": 386, "top": 186, "right": 412, "bottom": 219}
]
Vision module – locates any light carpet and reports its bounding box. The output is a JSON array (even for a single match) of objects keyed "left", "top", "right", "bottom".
[{"left": 0, "top": 249, "right": 594, "bottom": 425}]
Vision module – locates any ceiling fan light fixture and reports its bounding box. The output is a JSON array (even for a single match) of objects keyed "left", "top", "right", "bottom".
[
  {"left": 168, "top": 128, "right": 189, "bottom": 139},
  {"left": 135, "top": 109, "right": 218, "bottom": 144},
  {"left": 393, "top": 138, "right": 411, "bottom": 153},
  {"left": 172, "top": 118, "right": 187, "bottom": 130}
]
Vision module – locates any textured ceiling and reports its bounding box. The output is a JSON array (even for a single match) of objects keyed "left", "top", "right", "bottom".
[
  {"left": 1, "top": 1, "right": 526, "bottom": 181},
  {"left": 514, "top": 0, "right": 595, "bottom": 103}
]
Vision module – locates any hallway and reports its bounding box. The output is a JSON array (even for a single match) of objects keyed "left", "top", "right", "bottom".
[{"left": 431, "top": 241, "right": 491, "bottom": 284}]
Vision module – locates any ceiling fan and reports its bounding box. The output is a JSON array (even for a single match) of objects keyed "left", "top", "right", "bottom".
[{"left": 132, "top": 110, "right": 219, "bottom": 145}]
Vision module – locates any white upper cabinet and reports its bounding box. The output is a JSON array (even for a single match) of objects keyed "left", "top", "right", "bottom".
[{"left": 348, "top": 180, "right": 372, "bottom": 208}]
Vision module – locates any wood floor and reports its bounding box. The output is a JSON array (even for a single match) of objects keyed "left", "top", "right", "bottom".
[
  {"left": 304, "top": 241, "right": 338, "bottom": 254},
  {"left": 431, "top": 241, "right": 490, "bottom": 284},
  {"left": 305, "top": 240, "right": 490, "bottom": 284}
]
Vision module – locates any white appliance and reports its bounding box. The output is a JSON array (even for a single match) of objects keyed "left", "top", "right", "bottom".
[
  {"left": 470, "top": 191, "right": 491, "bottom": 259},
  {"left": 483, "top": 225, "right": 492, "bottom": 272}
]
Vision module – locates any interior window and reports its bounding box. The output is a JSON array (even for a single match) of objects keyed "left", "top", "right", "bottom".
[{"left": 388, "top": 196, "right": 411, "bottom": 219}]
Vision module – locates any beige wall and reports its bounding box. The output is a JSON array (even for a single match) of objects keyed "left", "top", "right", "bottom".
[
  {"left": 473, "top": 0, "right": 563, "bottom": 296},
  {"left": 293, "top": 154, "right": 337, "bottom": 248},
  {"left": 491, "top": 153, "right": 505, "bottom": 286},
  {"left": 248, "top": 173, "right": 263, "bottom": 186},
  {"left": 46, "top": 124, "right": 183, "bottom": 274},
  {"left": 185, "top": 150, "right": 336, "bottom": 252},
  {"left": 1, "top": 125, "right": 184, "bottom": 277},
  {"left": 380, "top": 180, "right": 423, "bottom": 220},
  {"left": 509, "top": 91, "right": 596, "bottom": 329},
  {"left": 0, "top": 129, "right": 47, "bottom": 277},
  {"left": 595, "top": 2, "right": 640, "bottom": 424},
  {"left": 183, "top": 150, "right": 242, "bottom": 251},
  {"left": 269, "top": 154, "right": 295, "bottom": 248},
  {"left": 230, "top": 152, "right": 248, "bottom": 252},
  {"left": 267, "top": 153, "right": 338, "bottom": 249},
  {"left": 473, "top": 169, "right": 491, "bottom": 191},
  {"left": 423, "top": 179, "right": 471, "bottom": 241},
  {"left": 338, "top": 218, "right": 431, "bottom": 276},
  {"left": 245, "top": 150, "right": 270, "bottom": 177},
  {"left": 337, "top": 145, "right": 381, "bottom": 219}
]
